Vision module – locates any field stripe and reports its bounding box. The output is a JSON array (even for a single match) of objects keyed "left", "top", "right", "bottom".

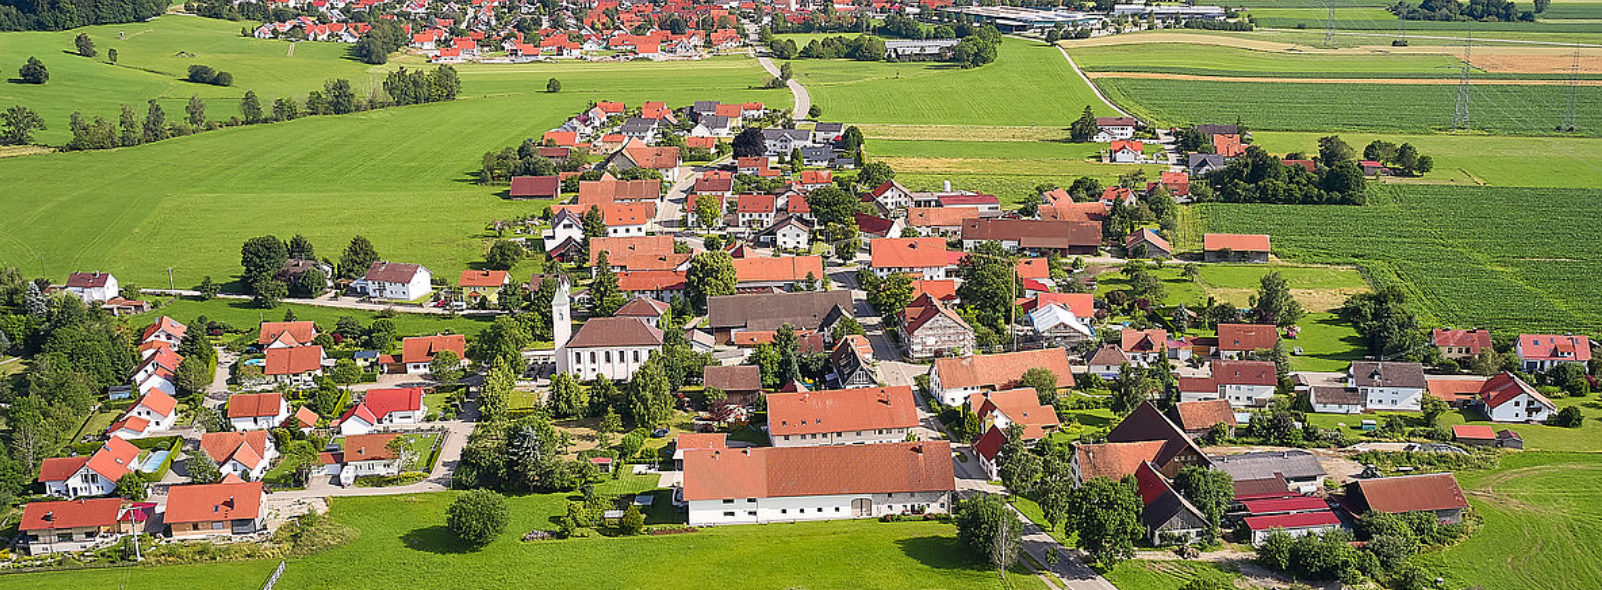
[{"left": 1085, "top": 72, "right": 1602, "bottom": 85}]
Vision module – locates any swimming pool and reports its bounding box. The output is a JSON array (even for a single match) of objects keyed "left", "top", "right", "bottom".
[{"left": 139, "top": 450, "right": 169, "bottom": 472}]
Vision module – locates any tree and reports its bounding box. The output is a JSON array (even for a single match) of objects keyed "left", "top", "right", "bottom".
[
  {"left": 240, "top": 235, "right": 288, "bottom": 287},
  {"left": 954, "top": 494, "right": 1020, "bottom": 571},
  {"left": 468, "top": 315, "right": 533, "bottom": 369},
  {"left": 1250, "top": 271, "right": 1305, "bottom": 327},
  {"left": 619, "top": 505, "right": 646, "bottom": 534},
  {"left": 143, "top": 99, "right": 166, "bottom": 143},
  {"left": 252, "top": 279, "right": 287, "bottom": 308},
  {"left": 1173, "top": 466, "right": 1232, "bottom": 539},
  {"left": 484, "top": 240, "right": 524, "bottom": 271},
  {"left": 340, "top": 235, "right": 380, "bottom": 279},
  {"left": 118, "top": 103, "right": 139, "bottom": 146},
  {"left": 186, "top": 94, "right": 206, "bottom": 127},
  {"left": 546, "top": 78, "right": 561, "bottom": 93},
  {"left": 175, "top": 354, "right": 213, "bottom": 397},
  {"left": 447, "top": 489, "right": 509, "bottom": 546},
  {"left": 74, "top": 33, "right": 97, "bottom": 58},
  {"left": 1066, "top": 477, "right": 1144, "bottom": 568},
  {"left": 272, "top": 97, "right": 300, "bottom": 122},
  {"left": 115, "top": 471, "right": 148, "bottom": 500},
  {"left": 732, "top": 127, "right": 766, "bottom": 158},
  {"left": 430, "top": 349, "right": 463, "bottom": 384},
  {"left": 0, "top": 106, "right": 45, "bottom": 145},
  {"left": 277, "top": 440, "right": 321, "bottom": 487},
  {"left": 857, "top": 161, "right": 894, "bottom": 188},
  {"left": 841, "top": 125, "right": 865, "bottom": 152},
  {"left": 187, "top": 453, "right": 222, "bottom": 484},
  {"left": 240, "top": 90, "right": 264, "bottom": 124},
  {"left": 807, "top": 104, "right": 822, "bottom": 119},
  {"left": 626, "top": 361, "right": 673, "bottom": 427},
  {"left": 1316, "top": 135, "right": 1356, "bottom": 167},
  {"left": 1550, "top": 405, "right": 1585, "bottom": 428},
  {"left": 330, "top": 358, "right": 362, "bottom": 385},
  {"left": 108, "top": 48, "right": 117, "bottom": 64},
  {"left": 867, "top": 271, "right": 913, "bottom": 319},
  {"left": 956, "top": 242, "right": 1016, "bottom": 333},
  {"left": 548, "top": 372, "right": 588, "bottom": 418},
  {"left": 694, "top": 194, "right": 723, "bottom": 230},
  {"left": 1069, "top": 105, "right": 1098, "bottom": 142},
  {"left": 18, "top": 57, "right": 48, "bottom": 84},
  {"left": 1021, "top": 367, "right": 1059, "bottom": 405},
  {"left": 324, "top": 79, "right": 356, "bottom": 114},
  {"left": 685, "top": 250, "right": 737, "bottom": 312},
  {"left": 589, "top": 252, "right": 626, "bottom": 316},
  {"left": 805, "top": 186, "right": 859, "bottom": 228},
  {"left": 197, "top": 276, "right": 219, "bottom": 299},
  {"left": 1339, "top": 286, "right": 1425, "bottom": 360},
  {"left": 1420, "top": 394, "right": 1448, "bottom": 426}
]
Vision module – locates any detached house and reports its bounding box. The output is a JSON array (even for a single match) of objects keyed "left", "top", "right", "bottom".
[
  {"left": 258, "top": 320, "right": 317, "bottom": 349},
  {"left": 397, "top": 334, "right": 467, "bottom": 375},
  {"left": 1515, "top": 334, "right": 1591, "bottom": 372},
  {"left": 870, "top": 237, "right": 949, "bottom": 280},
  {"left": 264, "top": 345, "right": 328, "bottom": 385},
  {"left": 107, "top": 390, "right": 178, "bottom": 439},
  {"left": 38, "top": 437, "right": 140, "bottom": 499},
  {"left": 830, "top": 334, "right": 879, "bottom": 388},
  {"left": 766, "top": 386, "right": 919, "bottom": 447},
  {"left": 353, "top": 261, "right": 433, "bottom": 301},
  {"left": 971, "top": 388, "right": 1061, "bottom": 442},
  {"left": 199, "top": 431, "right": 278, "bottom": 481},
  {"left": 323, "top": 433, "right": 406, "bottom": 486},
  {"left": 929, "top": 348, "right": 1075, "bottom": 407},
  {"left": 1093, "top": 117, "right": 1137, "bottom": 141},
  {"left": 1179, "top": 360, "right": 1277, "bottom": 407},
  {"left": 1214, "top": 324, "right": 1278, "bottom": 359},
  {"left": 1432, "top": 328, "right": 1494, "bottom": 360},
  {"left": 459, "top": 270, "right": 510, "bottom": 304},
  {"left": 65, "top": 272, "right": 119, "bottom": 303},
  {"left": 18, "top": 498, "right": 146, "bottom": 556},
  {"left": 899, "top": 294, "right": 975, "bottom": 359},
  {"left": 609, "top": 142, "right": 683, "bottom": 180},
  {"left": 165, "top": 482, "right": 268, "bottom": 539},
  {"left": 681, "top": 441, "right": 954, "bottom": 526},
  {"left": 339, "top": 387, "right": 427, "bottom": 435},
  {"left": 227, "top": 393, "right": 290, "bottom": 431},
  {"left": 1349, "top": 361, "right": 1428, "bottom": 412},
  {"left": 1474, "top": 372, "right": 1557, "bottom": 423}
]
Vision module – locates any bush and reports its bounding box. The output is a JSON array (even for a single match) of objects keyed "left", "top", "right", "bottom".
[
  {"left": 1549, "top": 405, "right": 1585, "bottom": 428},
  {"left": 186, "top": 64, "right": 232, "bottom": 86},
  {"left": 354, "top": 471, "right": 428, "bottom": 487},
  {"left": 447, "top": 489, "right": 509, "bottom": 546}
]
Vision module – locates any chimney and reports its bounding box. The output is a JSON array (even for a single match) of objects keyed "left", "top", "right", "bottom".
[{"left": 942, "top": 180, "right": 951, "bottom": 192}]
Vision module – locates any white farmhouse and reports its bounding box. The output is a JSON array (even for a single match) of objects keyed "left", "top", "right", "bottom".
[
  {"left": 1349, "top": 361, "right": 1427, "bottom": 412},
  {"left": 37, "top": 438, "right": 140, "bottom": 499},
  {"left": 65, "top": 272, "right": 119, "bottom": 303},
  {"left": 339, "top": 387, "right": 427, "bottom": 435},
  {"left": 226, "top": 392, "right": 290, "bottom": 431},
  {"left": 766, "top": 387, "right": 920, "bottom": 447},
  {"left": 1178, "top": 360, "right": 1277, "bottom": 407},
  {"left": 352, "top": 261, "right": 433, "bottom": 301},
  {"left": 1474, "top": 372, "right": 1558, "bottom": 423}
]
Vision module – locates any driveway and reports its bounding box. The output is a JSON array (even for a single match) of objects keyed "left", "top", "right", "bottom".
[{"left": 271, "top": 414, "right": 476, "bottom": 499}]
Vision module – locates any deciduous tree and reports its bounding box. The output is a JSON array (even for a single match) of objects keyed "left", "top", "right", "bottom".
[{"left": 447, "top": 489, "right": 509, "bottom": 546}]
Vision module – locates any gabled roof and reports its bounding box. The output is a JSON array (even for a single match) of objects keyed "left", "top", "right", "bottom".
[
  {"left": 1351, "top": 361, "right": 1427, "bottom": 390},
  {"left": 905, "top": 207, "right": 981, "bottom": 228},
  {"left": 704, "top": 365, "right": 762, "bottom": 393},
  {"left": 37, "top": 456, "right": 90, "bottom": 483},
  {"left": 20, "top": 498, "right": 125, "bottom": 531},
  {"left": 733, "top": 255, "right": 823, "bottom": 284},
  {"left": 361, "top": 261, "right": 428, "bottom": 284},
  {"left": 509, "top": 175, "right": 561, "bottom": 198},
  {"left": 1479, "top": 372, "right": 1555, "bottom": 410},
  {"left": 1211, "top": 360, "right": 1277, "bottom": 386},
  {"left": 933, "top": 348, "right": 1075, "bottom": 391},
  {"left": 976, "top": 388, "right": 1060, "bottom": 440},
  {"left": 459, "top": 269, "right": 510, "bottom": 288},
  {"left": 1216, "top": 324, "right": 1278, "bottom": 352},
  {"left": 227, "top": 393, "right": 285, "bottom": 419},
  {"left": 164, "top": 482, "right": 266, "bottom": 524},
  {"left": 973, "top": 425, "right": 1007, "bottom": 461},
  {"left": 342, "top": 433, "right": 401, "bottom": 462},
  {"left": 902, "top": 295, "right": 971, "bottom": 336},
  {"left": 200, "top": 431, "right": 272, "bottom": 469},
  {"left": 1170, "top": 399, "right": 1237, "bottom": 432},
  {"left": 961, "top": 218, "right": 1101, "bottom": 250},
  {"left": 1120, "top": 328, "right": 1167, "bottom": 353},
  {"left": 1210, "top": 450, "right": 1326, "bottom": 482},
  {"left": 1105, "top": 401, "right": 1208, "bottom": 471},
  {"left": 1243, "top": 511, "right": 1341, "bottom": 531},
  {"left": 1431, "top": 328, "right": 1492, "bottom": 350},
  {"left": 767, "top": 386, "right": 919, "bottom": 436},
  {"left": 258, "top": 321, "right": 317, "bottom": 346},
  {"left": 66, "top": 272, "right": 114, "bottom": 288},
  {"left": 1517, "top": 334, "right": 1592, "bottom": 362},
  {"left": 707, "top": 290, "right": 853, "bottom": 331},
  {"left": 1087, "top": 345, "right": 1129, "bottom": 368},
  {"left": 871, "top": 238, "right": 947, "bottom": 269},
  {"left": 1203, "top": 233, "right": 1271, "bottom": 253},
  {"left": 590, "top": 236, "right": 681, "bottom": 269},
  {"left": 681, "top": 441, "right": 954, "bottom": 501},
  {"left": 912, "top": 279, "right": 958, "bottom": 302},
  {"left": 1020, "top": 292, "right": 1094, "bottom": 316},
  {"left": 579, "top": 178, "right": 661, "bottom": 202},
  {"left": 340, "top": 388, "right": 425, "bottom": 426},
  {"left": 566, "top": 316, "right": 665, "bottom": 348},
  {"left": 141, "top": 316, "right": 187, "bottom": 342},
  {"left": 132, "top": 389, "right": 178, "bottom": 417},
  {"left": 1075, "top": 440, "right": 1166, "bottom": 481},
  {"left": 1451, "top": 424, "right": 1496, "bottom": 441},
  {"left": 401, "top": 335, "right": 466, "bottom": 365},
  {"left": 614, "top": 296, "right": 671, "bottom": 318},
  {"left": 1348, "top": 473, "right": 1468, "bottom": 514},
  {"left": 265, "top": 345, "right": 325, "bottom": 375}
]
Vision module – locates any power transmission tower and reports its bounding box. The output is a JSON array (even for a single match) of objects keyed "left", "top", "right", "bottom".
[
  {"left": 1324, "top": 3, "right": 1336, "bottom": 49},
  {"left": 1562, "top": 51, "right": 1580, "bottom": 132},
  {"left": 1454, "top": 29, "right": 1473, "bottom": 130}
]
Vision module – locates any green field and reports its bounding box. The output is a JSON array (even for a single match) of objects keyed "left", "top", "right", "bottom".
[
  {"left": 1095, "top": 77, "right": 1602, "bottom": 136},
  {"left": 0, "top": 491, "right": 1045, "bottom": 590},
  {"left": 1072, "top": 42, "right": 1475, "bottom": 78},
  {"left": 1202, "top": 185, "right": 1602, "bottom": 335},
  {"left": 0, "top": 17, "right": 379, "bottom": 145},
  {"left": 1414, "top": 452, "right": 1602, "bottom": 590},
  {"left": 874, "top": 139, "right": 1167, "bottom": 193},
  {"left": 1303, "top": 395, "right": 1602, "bottom": 452},
  {"left": 1250, "top": 131, "right": 1602, "bottom": 189},
  {"left": 0, "top": 17, "right": 782, "bottom": 289},
  {"left": 782, "top": 36, "right": 1119, "bottom": 127},
  {"left": 1249, "top": 7, "right": 1602, "bottom": 32}
]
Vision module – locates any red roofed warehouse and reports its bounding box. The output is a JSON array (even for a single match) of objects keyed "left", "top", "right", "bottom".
[
  {"left": 1344, "top": 472, "right": 1469, "bottom": 524},
  {"left": 681, "top": 441, "right": 955, "bottom": 526},
  {"left": 1203, "top": 233, "right": 1271, "bottom": 263},
  {"left": 766, "top": 387, "right": 919, "bottom": 447}
]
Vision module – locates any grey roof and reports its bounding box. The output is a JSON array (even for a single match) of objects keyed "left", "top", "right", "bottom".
[
  {"left": 1350, "top": 361, "right": 1427, "bottom": 390},
  {"left": 619, "top": 118, "right": 658, "bottom": 133},
  {"left": 813, "top": 122, "right": 844, "bottom": 134},
  {"left": 699, "top": 114, "right": 732, "bottom": 129},
  {"left": 1208, "top": 450, "right": 1326, "bottom": 481},
  {"left": 707, "top": 290, "right": 853, "bottom": 330},
  {"left": 1309, "top": 386, "right": 1363, "bottom": 406},
  {"left": 799, "top": 146, "right": 833, "bottom": 160},
  {"left": 691, "top": 100, "right": 719, "bottom": 113},
  {"left": 1187, "top": 153, "right": 1228, "bottom": 174},
  {"left": 762, "top": 128, "right": 809, "bottom": 142},
  {"left": 1195, "top": 124, "right": 1240, "bottom": 136}
]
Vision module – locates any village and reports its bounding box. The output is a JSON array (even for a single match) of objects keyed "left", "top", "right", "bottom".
[{"left": 9, "top": 89, "right": 1593, "bottom": 590}]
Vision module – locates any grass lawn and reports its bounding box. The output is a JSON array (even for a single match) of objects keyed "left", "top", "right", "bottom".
[
  {"left": 1413, "top": 451, "right": 1602, "bottom": 590},
  {"left": 0, "top": 22, "right": 781, "bottom": 290},
  {"left": 872, "top": 139, "right": 1167, "bottom": 196},
  {"left": 146, "top": 296, "right": 498, "bottom": 337},
  {"left": 0, "top": 491, "right": 1048, "bottom": 590},
  {"left": 397, "top": 432, "right": 442, "bottom": 471},
  {"left": 1280, "top": 312, "right": 1367, "bottom": 372},
  {"left": 1093, "top": 265, "right": 1209, "bottom": 310},
  {"left": 73, "top": 406, "right": 123, "bottom": 441},
  {"left": 1103, "top": 560, "right": 1242, "bottom": 590},
  {"left": 1249, "top": 131, "right": 1602, "bottom": 189},
  {"left": 1301, "top": 396, "right": 1602, "bottom": 452},
  {"left": 784, "top": 36, "right": 1119, "bottom": 128},
  {"left": 1193, "top": 263, "right": 1370, "bottom": 313},
  {"left": 1201, "top": 184, "right": 1602, "bottom": 335}
]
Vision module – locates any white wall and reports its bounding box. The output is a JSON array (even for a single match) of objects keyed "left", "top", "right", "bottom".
[
  {"left": 688, "top": 491, "right": 950, "bottom": 526},
  {"left": 1484, "top": 395, "right": 1555, "bottom": 423},
  {"left": 1362, "top": 386, "right": 1424, "bottom": 412},
  {"left": 771, "top": 427, "right": 910, "bottom": 448},
  {"left": 561, "top": 345, "right": 658, "bottom": 381}
]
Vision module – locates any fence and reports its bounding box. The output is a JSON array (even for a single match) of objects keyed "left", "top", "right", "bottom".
[{"left": 262, "top": 560, "right": 287, "bottom": 590}]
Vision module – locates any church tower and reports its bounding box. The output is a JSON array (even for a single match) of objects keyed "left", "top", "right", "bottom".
[{"left": 553, "top": 276, "right": 573, "bottom": 374}]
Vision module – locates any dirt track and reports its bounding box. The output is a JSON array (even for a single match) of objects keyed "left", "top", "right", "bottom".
[{"left": 1086, "top": 71, "right": 1602, "bottom": 85}]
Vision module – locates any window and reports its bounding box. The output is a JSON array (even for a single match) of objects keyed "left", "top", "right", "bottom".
[
  {"left": 723, "top": 511, "right": 735, "bottom": 517},
  {"left": 780, "top": 509, "right": 788, "bottom": 514},
  {"left": 604, "top": 351, "right": 612, "bottom": 363},
  {"left": 589, "top": 351, "right": 597, "bottom": 364},
  {"left": 57, "top": 533, "right": 72, "bottom": 543},
  {"left": 834, "top": 507, "right": 841, "bottom": 512},
  {"left": 747, "top": 510, "right": 757, "bottom": 516},
  {"left": 747, "top": 498, "right": 756, "bottom": 503},
  {"left": 212, "top": 522, "right": 225, "bottom": 530},
  {"left": 723, "top": 499, "right": 735, "bottom": 504}
]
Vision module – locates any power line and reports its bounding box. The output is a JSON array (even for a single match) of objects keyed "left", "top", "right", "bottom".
[
  {"left": 1323, "top": 1, "right": 1336, "bottom": 49},
  {"left": 1454, "top": 26, "right": 1473, "bottom": 130},
  {"left": 1562, "top": 51, "right": 1581, "bottom": 132}
]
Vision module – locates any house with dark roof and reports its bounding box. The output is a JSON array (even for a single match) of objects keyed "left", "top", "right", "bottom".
[
  {"left": 830, "top": 334, "right": 878, "bottom": 388},
  {"left": 1349, "top": 361, "right": 1428, "bottom": 412},
  {"left": 681, "top": 441, "right": 954, "bottom": 526},
  {"left": 767, "top": 387, "right": 918, "bottom": 447},
  {"left": 1178, "top": 360, "right": 1277, "bottom": 407},
  {"left": 352, "top": 261, "right": 433, "bottom": 301},
  {"left": 960, "top": 219, "right": 1100, "bottom": 255},
  {"left": 1102, "top": 401, "right": 1211, "bottom": 479},
  {"left": 706, "top": 290, "right": 852, "bottom": 344},
  {"left": 1308, "top": 386, "right": 1364, "bottom": 414},
  {"left": 1210, "top": 450, "right": 1326, "bottom": 493},
  {"left": 1343, "top": 472, "right": 1468, "bottom": 524},
  {"left": 1134, "top": 462, "right": 1210, "bottom": 545},
  {"left": 703, "top": 365, "right": 763, "bottom": 406},
  {"left": 65, "top": 272, "right": 119, "bottom": 303},
  {"left": 509, "top": 175, "right": 560, "bottom": 199},
  {"left": 557, "top": 317, "right": 664, "bottom": 381}
]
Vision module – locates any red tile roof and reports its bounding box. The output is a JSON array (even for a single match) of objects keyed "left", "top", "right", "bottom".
[
  {"left": 1210, "top": 360, "right": 1278, "bottom": 386},
  {"left": 133, "top": 389, "right": 178, "bottom": 417},
  {"left": 341, "top": 387, "right": 425, "bottom": 426},
  {"left": 1426, "top": 377, "right": 1488, "bottom": 404},
  {"left": 1204, "top": 233, "right": 1271, "bottom": 253},
  {"left": 1241, "top": 496, "right": 1330, "bottom": 515},
  {"left": 1518, "top": 334, "right": 1592, "bottom": 362},
  {"left": 164, "top": 482, "right": 266, "bottom": 524},
  {"left": 1217, "top": 324, "right": 1278, "bottom": 352},
  {"left": 342, "top": 433, "right": 401, "bottom": 462},
  {"left": 736, "top": 194, "right": 775, "bottom": 214},
  {"left": 257, "top": 321, "right": 317, "bottom": 346},
  {"left": 681, "top": 441, "right": 953, "bottom": 501},
  {"left": 732, "top": 256, "right": 823, "bottom": 284},
  {"left": 1350, "top": 473, "right": 1468, "bottom": 514},
  {"left": 871, "top": 238, "right": 948, "bottom": 269},
  {"left": 579, "top": 178, "right": 661, "bottom": 202},
  {"left": 767, "top": 386, "right": 919, "bottom": 436},
  {"left": 1432, "top": 329, "right": 1492, "bottom": 352},
  {"left": 1478, "top": 372, "right": 1555, "bottom": 410},
  {"left": 933, "top": 348, "right": 1075, "bottom": 391},
  {"left": 1019, "top": 292, "right": 1094, "bottom": 316},
  {"left": 1243, "top": 511, "right": 1341, "bottom": 531},
  {"left": 590, "top": 236, "right": 678, "bottom": 269},
  {"left": 20, "top": 498, "right": 124, "bottom": 531},
  {"left": 37, "top": 456, "right": 90, "bottom": 483},
  {"left": 459, "top": 269, "right": 509, "bottom": 288},
  {"left": 617, "top": 270, "right": 687, "bottom": 292},
  {"left": 976, "top": 388, "right": 1060, "bottom": 440},
  {"left": 227, "top": 393, "right": 285, "bottom": 419},
  {"left": 265, "top": 345, "right": 324, "bottom": 376},
  {"left": 566, "top": 317, "right": 665, "bottom": 348},
  {"left": 200, "top": 431, "right": 272, "bottom": 469},
  {"left": 905, "top": 207, "right": 981, "bottom": 228},
  {"left": 1451, "top": 424, "right": 1496, "bottom": 440},
  {"left": 1074, "top": 440, "right": 1166, "bottom": 481},
  {"left": 65, "top": 272, "right": 113, "bottom": 288},
  {"left": 83, "top": 437, "right": 140, "bottom": 483},
  {"left": 401, "top": 335, "right": 466, "bottom": 365},
  {"left": 1171, "top": 399, "right": 1237, "bottom": 432},
  {"left": 912, "top": 279, "right": 958, "bottom": 302},
  {"left": 141, "top": 316, "right": 187, "bottom": 342},
  {"left": 1121, "top": 328, "right": 1167, "bottom": 353}
]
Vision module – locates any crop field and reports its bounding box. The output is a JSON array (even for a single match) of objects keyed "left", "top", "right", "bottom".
[
  {"left": 1250, "top": 131, "right": 1602, "bottom": 189},
  {"left": 1413, "top": 452, "right": 1602, "bottom": 590},
  {"left": 1094, "top": 77, "right": 1602, "bottom": 136},
  {"left": 1071, "top": 43, "right": 1472, "bottom": 78},
  {"left": 0, "top": 492, "right": 1044, "bottom": 590},
  {"left": 1539, "top": 2, "right": 1602, "bottom": 18},
  {"left": 1249, "top": 8, "right": 1602, "bottom": 32},
  {"left": 1201, "top": 185, "right": 1602, "bottom": 335},
  {"left": 873, "top": 139, "right": 1166, "bottom": 190},
  {"left": 0, "top": 28, "right": 780, "bottom": 288},
  {"left": 781, "top": 37, "right": 1120, "bottom": 127}
]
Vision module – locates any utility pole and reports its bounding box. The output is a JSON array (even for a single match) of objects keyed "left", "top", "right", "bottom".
[
  {"left": 1454, "top": 28, "right": 1473, "bottom": 131},
  {"left": 166, "top": 267, "right": 175, "bottom": 291},
  {"left": 1562, "top": 51, "right": 1581, "bottom": 132}
]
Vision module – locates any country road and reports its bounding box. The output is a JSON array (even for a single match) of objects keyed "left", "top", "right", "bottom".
[{"left": 757, "top": 55, "right": 810, "bottom": 118}]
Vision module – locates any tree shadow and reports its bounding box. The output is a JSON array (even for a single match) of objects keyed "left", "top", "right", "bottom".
[
  {"left": 400, "top": 524, "right": 477, "bottom": 554},
  {"left": 894, "top": 535, "right": 981, "bottom": 571}
]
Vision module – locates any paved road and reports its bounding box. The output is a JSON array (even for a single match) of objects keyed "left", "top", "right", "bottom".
[
  {"left": 1010, "top": 505, "right": 1119, "bottom": 590},
  {"left": 756, "top": 55, "right": 809, "bottom": 117}
]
